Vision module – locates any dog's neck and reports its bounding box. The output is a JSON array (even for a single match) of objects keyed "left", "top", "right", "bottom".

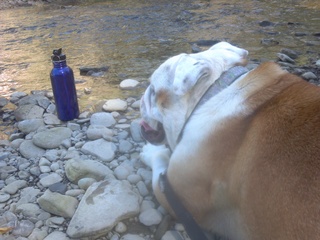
[{"left": 175, "top": 66, "right": 249, "bottom": 145}]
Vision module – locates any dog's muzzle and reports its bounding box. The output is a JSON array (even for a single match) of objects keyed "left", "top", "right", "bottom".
[{"left": 140, "top": 120, "right": 165, "bottom": 145}]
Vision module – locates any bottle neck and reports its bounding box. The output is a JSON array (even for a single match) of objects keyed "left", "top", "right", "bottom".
[{"left": 52, "top": 60, "right": 67, "bottom": 68}]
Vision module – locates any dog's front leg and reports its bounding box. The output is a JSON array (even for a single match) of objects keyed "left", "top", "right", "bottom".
[{"left": 140, "top": 143, "right": 172, "bottom": 211}]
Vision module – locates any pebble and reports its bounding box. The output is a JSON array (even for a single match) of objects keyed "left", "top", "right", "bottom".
[
  {"left": 39, "top": 173, "right": 63, "bottom": 187},
  {"left": 90, "top": 112, "right": 116, "bottom": 127},
  {"left": 119, "top": 79, "right": 140, "bottom": 90},
  {"left": 103, "top": 99, "right": 128, "bottom": 112},
  {"left": 139, "top": 208, "right": 163, "bottom": 226},
  {"left": 81, "top": 138, "right": 117, "bottom": 162},
  {"left": 37, "top": 190, "right": 78, "bottom": 218}
]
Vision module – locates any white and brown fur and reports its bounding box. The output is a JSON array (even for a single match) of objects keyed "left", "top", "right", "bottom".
[{"left": 140, "top": 42, "right": 320, "bottom": 240}]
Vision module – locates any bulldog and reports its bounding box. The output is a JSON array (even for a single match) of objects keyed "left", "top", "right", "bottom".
[{"left": 139, "top": 42, "right": 320, "bottom": 240}]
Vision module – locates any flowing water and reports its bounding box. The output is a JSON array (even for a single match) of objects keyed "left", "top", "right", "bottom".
[{"left": 0, "top": 0, "right": 319, "bottom": 111}]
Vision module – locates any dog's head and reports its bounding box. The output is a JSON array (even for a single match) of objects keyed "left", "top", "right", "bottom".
[{"left": 140, "top": 42, "right": 248, "bottom": 149}]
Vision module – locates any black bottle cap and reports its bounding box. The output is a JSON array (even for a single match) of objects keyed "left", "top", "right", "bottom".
[{"left": 51, "top": 48, "right": 66, "bottom": 61}]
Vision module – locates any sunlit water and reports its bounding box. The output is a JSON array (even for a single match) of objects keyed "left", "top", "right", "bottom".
[{"left": 0, "top": 0, "right": 319, "bottom": 111}]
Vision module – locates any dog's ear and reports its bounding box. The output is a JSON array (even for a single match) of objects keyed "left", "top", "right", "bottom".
[{"left": 173, "top": 55, "right": 209, "bottom": 96}]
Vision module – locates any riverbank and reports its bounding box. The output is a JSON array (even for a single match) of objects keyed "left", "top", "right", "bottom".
[
  {"left": 0, "top": 0, "right": 77, "bottom": 10},
  {"left": 0, "top": 48, "right": 319, "bottom": 239}
]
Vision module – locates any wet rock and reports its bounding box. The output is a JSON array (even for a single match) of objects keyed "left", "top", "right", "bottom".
[
  {"left": 280, "top": 48, "right": 299, "bottom": 59},
  {"left": 260, "top": 38, "right": 279, "bottom": 46},
  {"left": 67, "top": 179, "right": 141, "bottom": 239},
  {"left": 37, "top": 190, "right": 78, "bottom": 218},
  {"left": 277, "top": 53, "right": 295, "bottom": 64},
  {"left": 192, "top": 39, "right": 219, "bottom": 46},
  {"left": 79, "top": 66, "right": 109, "bottom": 76},
  {"left": 48, "top": 182, "right": 68, "bottom": 194},
  {"left": 32, "top": 127, "right": 72, "bottom": 149},
  {"left": 65, "top": 158, "right": 114, "bottom": 184},
  {"left": 120, "top": 79, "right": 140, "bottom": 90},
  {"left": 81, "top": 139, "right": 117, "bottom": 162},
  {"left": 103, "top": 99, "right": 128, "bottom": 112},
  {"left": 259, "top": 20, "right": 275, "bottom": 27},
  {"left": 191, "top": 43, "right": 201, "bottom": 53}
]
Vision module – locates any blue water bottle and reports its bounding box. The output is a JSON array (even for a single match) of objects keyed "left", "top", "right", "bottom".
[{"left": 50, "top": 48, "right": 79, "bottom": 121}]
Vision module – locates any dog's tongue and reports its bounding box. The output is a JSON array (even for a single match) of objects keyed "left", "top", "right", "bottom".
[
  {"left": 140, "top": 120, "right": 165, "bottom": 145},
  {"left": 140, "top": 121, "right": 155, "bottom": 132}
]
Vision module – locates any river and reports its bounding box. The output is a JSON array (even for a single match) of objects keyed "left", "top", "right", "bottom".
[{"left": 0, "top": 0, "right": 319, "bottom": 110}]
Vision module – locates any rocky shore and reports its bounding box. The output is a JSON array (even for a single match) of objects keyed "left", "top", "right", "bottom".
[
  {"left": 0, "top": 48, "right": 319, "bottom": 240},
  {"left": 0, "top": 79, "right": 188, "bottom": 240}
]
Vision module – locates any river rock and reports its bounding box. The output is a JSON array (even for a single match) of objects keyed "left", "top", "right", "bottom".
[
  {"left": 3, "top": 180, "right": 27, "bottom": 194},
  {"left": 103, "top": 99, "right": 128, "bottom": 112},
  {"left": 161, "top": 230, "right": 184, "bottom": 240},
  {"left": 19, "top": 140, "right": 45, "bottom": 158},
  {"left": 32, "top": 127, "right": 72, "bottom": 149},
  {"left": 37, "top": 190, "right": 78, "bottom": 218},
  {"left": 79, "top": 66, "right": 109, "bottom": 76},
  {"left": 90, "top": 112, "right": 116, "bottom": 127},
  {"left": 120, "top": 79, "right": 140, "bottom": 90},
  {"left": 0, "top": 97, "right": 8, "bottom": 107},
  {"left": 86, "top": 125, "right": 113, "bottom": 140},
  {"left": 17, "top": 119, "right": 45, "bottom": 134},
  {"left": 121, "top": 234, "right": 145, "bottom": 240},
  {"left": 65, "top": 158, "right": 114, "bottom": 183},
  {"left": 43, "top": 113, "right": 61, "bottom": 125},
  {"left": 39, "top": 173, "right": 63, "bottom": 187},
  {"left": 14, "top": 104, "right": 45, "bottom": 121},
  {"left": 12, "top": 219, "right": 35, "bottom": 237},
  {"left": 44, "top": 231, "right": 70, "bottom": 240},
  {"left": 0, "top": 192, "right": 10, "bottom": 203},
  {"left": 139, "top": 208, "right": 162, "bottom": 226},
  {"left": 67, "top": 179, "right": 141, "bottom": 239},
  {"left": 17, "top": 187, "right": 41, "bottom": 205},
  {"left": 16, "top": 203, "right": 41, "bottom": 218},
  {"left": 130, "top": 119, "right": 144, "bottom": 142},
  {"left": 119, "top": 139, "right": 133, "bottom": 153},
  {"left": 302, "top": 71, "right": 317, "bottom": 80},
  {"left": 81, "top": 139, "right": 117, "bottom": 161}
]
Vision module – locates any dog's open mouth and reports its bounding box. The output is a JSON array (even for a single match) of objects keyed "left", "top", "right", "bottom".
[{"left": 140, "top": 121, "right": 165, "bottom": 145}]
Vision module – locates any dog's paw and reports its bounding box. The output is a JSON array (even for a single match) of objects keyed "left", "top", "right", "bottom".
[{"left": 140, "top": 143, "right": 170, "bottom": 169}]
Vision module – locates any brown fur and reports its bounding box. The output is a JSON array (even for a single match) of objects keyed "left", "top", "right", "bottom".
[{"left": 166, "top": 62, "right": 320, "bottom": 239}]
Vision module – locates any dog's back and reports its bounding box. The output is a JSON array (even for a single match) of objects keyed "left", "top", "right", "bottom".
[{"left": 233, "top": 62, "right": 320, "bottom": 239}]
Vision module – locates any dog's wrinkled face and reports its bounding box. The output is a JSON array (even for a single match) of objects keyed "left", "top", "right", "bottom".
[{"left": 140, "top": 42, "right": 248, "bottom": 149}]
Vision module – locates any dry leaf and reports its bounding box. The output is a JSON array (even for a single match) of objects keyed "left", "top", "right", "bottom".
[{"left": 0, "top": 226, "right": 13, "bottom": 234}]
